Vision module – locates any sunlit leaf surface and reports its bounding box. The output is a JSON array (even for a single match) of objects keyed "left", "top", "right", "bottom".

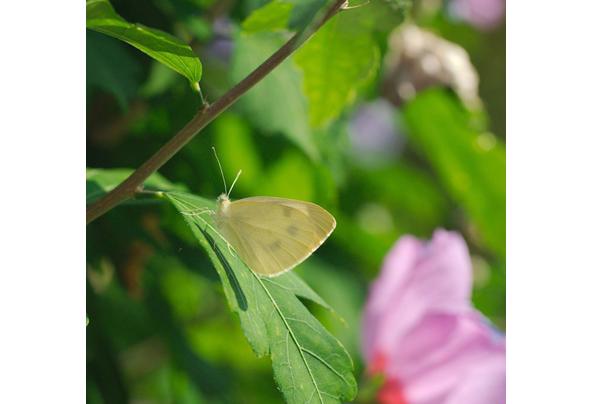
[
  {"left": 295, "top": 13, "right": 380, "bottom": 128},
  {"left": 166, "top": 191, "right": 357, "bottom": 404},
  {"left": 86, "top": 0, "right": 202, "bottom": 88}
]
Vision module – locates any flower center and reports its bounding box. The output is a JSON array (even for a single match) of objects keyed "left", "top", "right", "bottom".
[
  {"left": 370, "top": 353, "right": 408, "bottom": 404},
  {"left": 377, "top": 378, "right": 407, "bottom": 404}
]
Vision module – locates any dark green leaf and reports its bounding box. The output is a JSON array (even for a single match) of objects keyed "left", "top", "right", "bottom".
[
  {"left": 286, "top": 0, "right": 326, "bottom": 30},
  {"left": 86, "top": 0, "right": 202, "bottom": 89},
  {"left": 87, "top": 31, "right": 142, "bottom": 109},
  {"left": 166, "top": 191, "right": 357, "bottom": 404},
  {"left": 231, "top": 32, "right": 318, "bottom": 159}
]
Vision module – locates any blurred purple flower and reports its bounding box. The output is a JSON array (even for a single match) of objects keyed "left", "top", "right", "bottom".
[
  {"left": 348, "top": 99, "right": 405, "bottom": 161},
  {"left": 203, "top": 17, "right": 234, "bottom": 64},
  {"left": 362, "top": 230, "right": 505, "bottom": 404},
  {"left": 449, "top": 0, "right": 505, "bottom": 31}
]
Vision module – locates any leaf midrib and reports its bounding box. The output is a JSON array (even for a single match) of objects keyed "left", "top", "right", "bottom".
[{"left": 255, "top": 274, "right": 325, "bottom": 404}]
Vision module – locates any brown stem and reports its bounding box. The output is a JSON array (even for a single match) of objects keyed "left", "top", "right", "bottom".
[{"left": 87, "top": 0, "right": 346, "bottom": 225}]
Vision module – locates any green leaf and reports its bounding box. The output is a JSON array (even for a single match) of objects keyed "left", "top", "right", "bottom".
[
  {"left": 286, "top": 0, "right": 327, "bottom": 30},
  {"left": 293, "top": 0, "right": 411, "bottom": 127},
  {"left": 86, "top": 168, "right": 184, "bottom": 204},
  {"left": 294, "top": 12, "right": 380, "bottom": 128},
  {"left": 242, "top": 0, "right": 328, "bottom": 33},
  {"left": 86, "top": 0, "right": 202, "bottom": 89},
  {"left": 403, "top": 89, "right": 506, "bottom": 258},
  {"left": 87, "top": 31, "right": 141, "bottom": 109},
  {"left": 242, "top": 1, "right": 294, "bottom": 33},
  {"left": 298, "top": 258, "right": 366, "bottom": 362},
  {"left": 166, "top": 191, "right": 357, "bottom": 404},
  {"left": 231, "top": 32, "right": 318, "bottom": 160},
  {"left": 360, "top": 0, "right": 410, "bottom": 35}
]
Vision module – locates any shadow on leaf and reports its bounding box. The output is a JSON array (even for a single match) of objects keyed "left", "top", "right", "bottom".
[{"left": 198, "top": 226, "right": 248, "bottom": 311}]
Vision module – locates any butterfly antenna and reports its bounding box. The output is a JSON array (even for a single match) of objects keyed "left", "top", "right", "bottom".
[
  {"left": 212, "top": 146, "right": 227, "bottom": 194},
  {"left": 228, "top": 170, "right": 242, "bottom": 198}
]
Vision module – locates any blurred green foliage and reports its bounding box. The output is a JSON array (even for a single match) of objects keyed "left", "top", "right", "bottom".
[
  {"left": 404, "top": 89, "right": 506, "bottom": 258},
  {"left": 232, "top": 31, "right": 318, "bottom": 159},
  {"left": 87, "top": 0, "right": 505, "bottom": 402}
]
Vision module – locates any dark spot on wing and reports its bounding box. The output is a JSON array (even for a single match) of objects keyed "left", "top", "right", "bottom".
[
  {"left": 269, "top": 240, "right": 282, "bottom": 250},
  {"left": 286, "top": 225, "right": 298, "bottom": 236}
]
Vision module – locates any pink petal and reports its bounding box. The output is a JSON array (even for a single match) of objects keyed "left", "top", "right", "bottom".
[
  {"left": 444, "top": 356, "right": 505, "bottom": 404},
  {"left": 390, "top": 311, "right": 505, "bottom": 404},
  {"left": 362, "top": 230, "right": 505, "bottom": 404},
  {"left": 362, "top": 230, "right": 473, "bottom": 362},
  {"left": 362, "top": 235, "right": 424, "bottom": 362}
]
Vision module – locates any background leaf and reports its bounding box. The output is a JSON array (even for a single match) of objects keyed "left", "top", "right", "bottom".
[
  {"left": 87, "top": 31, "right": 142, "bottom": 109},
  {"left": 231, "top": 31, "right": 318, "bottom": 159},
  {"left": 294, "top": 11, "right": 380, "bottom": 128},
  {"left": 403, "top": 89, "right": 506, "bottom": 258},
  {"left": 242, "top": 1, "right": 294, "bottom": 33},
  {"left": 241, "top": 0, "right": 330, "bottom": 33},
  {"left": 286, "top": 0, "right": 327, "bottom": 30},
  {"left": 166, "top": 191, "right": 357, "bottom": 404},
  {"left": 86, "top": 0, "right": 202, "bottom": 88},
  {"left": 293, "top": 0, "right": 411, "bottom": 128}
]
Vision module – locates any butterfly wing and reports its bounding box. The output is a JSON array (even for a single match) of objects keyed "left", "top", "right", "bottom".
[{"left": 215, "top": 197, "right": 336, "bottom": 277}]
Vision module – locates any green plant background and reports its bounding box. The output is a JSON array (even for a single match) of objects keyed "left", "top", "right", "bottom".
[{"left": 87, "top": 0, "right": 505, "bottom": 403}]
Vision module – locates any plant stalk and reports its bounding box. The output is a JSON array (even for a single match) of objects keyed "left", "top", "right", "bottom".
[{"left": 87, "top": 0, "right": 346, "bottom": 224}]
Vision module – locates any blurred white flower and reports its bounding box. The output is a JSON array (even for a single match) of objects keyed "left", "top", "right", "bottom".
[{"left": 383, "top": 25, "right": 481, "bottom": 108}]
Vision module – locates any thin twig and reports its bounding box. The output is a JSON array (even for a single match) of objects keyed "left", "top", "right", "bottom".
[{"left": 87, "top": 0, "right": 346, "bottom": 225}]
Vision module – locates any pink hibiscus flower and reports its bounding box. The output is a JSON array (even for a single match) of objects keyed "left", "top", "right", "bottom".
[{"left": 362, "top": 230, "right": 505, "bottom": 404}]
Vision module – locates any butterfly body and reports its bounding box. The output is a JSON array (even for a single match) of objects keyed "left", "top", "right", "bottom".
[{"left": 214, "top": 193, "right": 336, "bottom": 277}]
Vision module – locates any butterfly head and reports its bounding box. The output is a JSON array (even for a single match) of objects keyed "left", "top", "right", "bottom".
[{"left": 217, "top": 193, "right": 231, "bottom": 215}]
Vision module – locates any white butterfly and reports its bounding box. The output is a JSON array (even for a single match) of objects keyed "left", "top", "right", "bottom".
[{"left": 210, "top": 149, "right": 336, "bottom": 277}]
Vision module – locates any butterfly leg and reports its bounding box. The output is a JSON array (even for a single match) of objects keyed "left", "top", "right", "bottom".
[
  {"left": 225, "top": 241, "right": 236, "bottom": 257},
  {"left": 189, "top": 215, "right": 237, "bottom": 258},
  {"left": 180, "top": 208, "right": 215, "bottom": 217},
  {"left": 175, "top": 206, "right": 238, "bottom": 259}
]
